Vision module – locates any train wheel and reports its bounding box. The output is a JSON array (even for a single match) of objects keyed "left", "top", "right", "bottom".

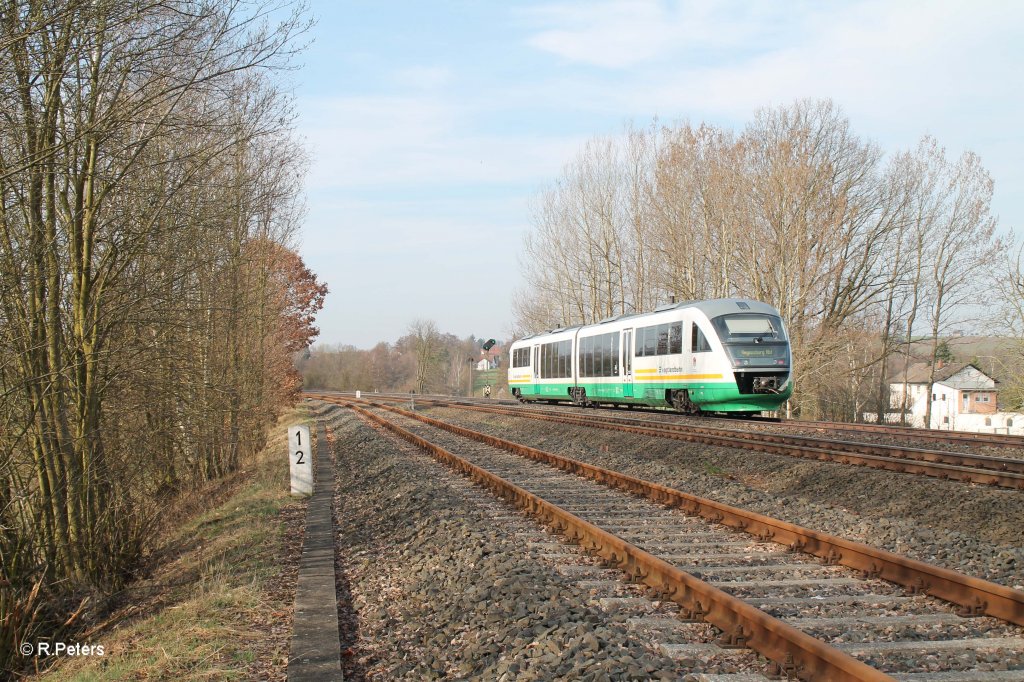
[{"left": 671, "top": 390, "right": 701, "bottom": 415}]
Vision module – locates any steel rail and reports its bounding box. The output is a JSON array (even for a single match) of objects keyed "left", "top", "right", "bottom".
[
  {"left": 323, "top": 391, "right": 1024, "bottom": 450},
  {"left": 344, "top": 400, "right": 893, "bottom": 682},
  {"left": 318, "top": 393, "right": 1024, "bottom": 489},
  {"left": 522, "top": 406, "right": 1024, "bottom": 476},
  {"left": 777, "top": 418, "right": 1024, "bottom": 448},
  {"left": 320, "top": 395, "right": 1024, "bottom": 629}
]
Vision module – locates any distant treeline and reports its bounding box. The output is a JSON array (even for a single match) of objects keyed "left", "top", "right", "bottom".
[{"left": 301, "top": 320, "right": 499, "bottom": 396}]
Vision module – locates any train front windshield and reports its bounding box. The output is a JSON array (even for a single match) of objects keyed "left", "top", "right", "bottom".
[{"left": 710, "top": 314, "right": 789, "bottom": 368}]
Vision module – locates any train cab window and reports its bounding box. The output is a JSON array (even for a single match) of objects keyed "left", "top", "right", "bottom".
[
  {"left": 985, "top": 417, "right": 992, "bottom": 426},
  {"left": 691, "top": 324, "right": 712, "bottom": 353},
  {"left": 1008, "top": 419, "right": 1014, "bottom": 428},
  {"left": 711, "top": 314, "right": 787, "bottom": 342}
]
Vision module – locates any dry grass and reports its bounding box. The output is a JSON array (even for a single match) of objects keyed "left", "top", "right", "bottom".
[{"left": 30, "top": 408, "right": 310, "bottom": 681}]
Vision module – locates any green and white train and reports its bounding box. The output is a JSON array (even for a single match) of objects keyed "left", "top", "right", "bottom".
[{"left": 508, "top": 298, "right": 792, "bottom": 414}]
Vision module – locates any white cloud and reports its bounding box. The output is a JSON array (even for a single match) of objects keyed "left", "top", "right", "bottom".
[
  {"left": 517, "top": 1, "right": 1024, "bottom": 177},
  {"left": 521, "top": 0, "right": 799, "bottom": 68},
  {"left": 525, "top": 0, "right": 676, "bottom": 68},
  {"left": 298, "top": 93, "right": 586, "bottom": 191}
]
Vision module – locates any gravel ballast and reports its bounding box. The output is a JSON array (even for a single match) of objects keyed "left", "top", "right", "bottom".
[
  {"left": 418, "top": 406, "right": 1024, "bottom": 589},
  {"left": 325, "top": 407, "right": 694, "bottom": 681}
]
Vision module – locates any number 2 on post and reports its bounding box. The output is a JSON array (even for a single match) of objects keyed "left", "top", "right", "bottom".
[{"left": 295, "top": 450, "right": 305, "bottom": 465}]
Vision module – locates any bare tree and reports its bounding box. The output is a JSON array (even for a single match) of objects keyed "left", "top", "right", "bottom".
[
  {"left": 408, "top": 319, "right": 443, "bottom": 394},
  {"left": 516, "top": 126, "right": 660, "bottom": 328},
  {"left": 514, "top": 99, "right": 1003, "bottom": 426},
  {"left": 991, "top": 242, "right": 1024, "bottom": 409},
  {"left": 0, "top": 1, "right": 315, "bottom": 671},
  {"left": 916, "top": 141, "right": 999, "bottom": 427}
]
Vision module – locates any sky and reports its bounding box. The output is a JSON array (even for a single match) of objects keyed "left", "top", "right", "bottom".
[{"left": 294, "top": 0, "right": 1024, "bottom": 349}]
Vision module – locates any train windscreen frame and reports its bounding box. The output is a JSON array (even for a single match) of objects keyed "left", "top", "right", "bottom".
[{"left": 710, "top": 313, "right": 789, "bottom": 368}]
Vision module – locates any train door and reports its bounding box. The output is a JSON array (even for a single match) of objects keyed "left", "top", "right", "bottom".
[
  {"left": 622, "top": 329, "right": 633, "bottom": 398},
  {"left": 532, "top": 344, "right": 540, "bottom": 394}
]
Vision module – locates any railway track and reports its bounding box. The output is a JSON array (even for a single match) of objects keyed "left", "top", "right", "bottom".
[
  {"left": 309, "top": 392, "right": 1024, "bottom": 490},
  {"left": 322, "top": 391, "right": 1024, "bottom": 452},
  {"left": 326, "top": 397, "right": 1024, "bottom": 681},
  {"left": 771, "top": 418, "right": 1024, "bottom": 451}
]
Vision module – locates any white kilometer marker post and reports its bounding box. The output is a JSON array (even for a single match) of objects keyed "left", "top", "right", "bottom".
[{"left": 288, "top": 424, "right": 313, "bottom": 497}]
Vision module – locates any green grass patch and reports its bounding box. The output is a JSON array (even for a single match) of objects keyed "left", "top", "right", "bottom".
[
  {"left": 703, "top": 462, "right": 733, "bottom": 479},
  {"left": 34, "top": 408, "right": 309, "bottom": 681}
]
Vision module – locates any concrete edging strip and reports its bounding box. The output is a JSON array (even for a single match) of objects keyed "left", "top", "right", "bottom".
[{"left": 287, "top": 421, "right": 343, "bottom": 681}]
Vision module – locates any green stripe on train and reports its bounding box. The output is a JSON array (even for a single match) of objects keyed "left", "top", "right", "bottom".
[{"left": 516, "top": 380, "right": 791, "bottom": 412}]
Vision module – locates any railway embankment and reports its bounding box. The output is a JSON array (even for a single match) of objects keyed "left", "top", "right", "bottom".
[
  {"left": 319, "top": 397, "right": 1024, "bottom": 679},
  {"left": 28, "top": 410, "right": 307, "bottom": 681},
  {"left": 423, "top": 406, "right": 1024, "bottom": 589},
  {"left": 323, "top": 405, "right": 688, "bottom": 680}
]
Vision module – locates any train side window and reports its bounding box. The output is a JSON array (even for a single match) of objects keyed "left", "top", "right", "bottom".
[
  {"left": 611, "top": 332, "right": 620, "bottom": 375},
  {"left": 642, "top": 326, "right": 656, "bottom": 356},
  {"left": 656, "top": 323, "right": 669, "bottom": 355},
  {"left": 669, "top": 322, "right": 682, "bottom": 354},
  {"left": 692, "top": 324, "right": 711, "bottom": 353},
  {"left": 578, "top": 336, "right": 589, "bottom": 377}
]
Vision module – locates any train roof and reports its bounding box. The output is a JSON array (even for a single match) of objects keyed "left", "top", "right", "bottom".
[
  {"left": 511, "top": 298, "right": 781, "bottom": 345},
  {"left": 516, "top": 324, "right": 582, "bottom": 342},
  {"left": 685, "top": 298, "right": 781, "bottom": 318}
]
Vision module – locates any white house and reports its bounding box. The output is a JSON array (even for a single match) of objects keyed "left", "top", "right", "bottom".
[{"left": 888, "top": 362, "right": 1023, "bottom": 434}]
